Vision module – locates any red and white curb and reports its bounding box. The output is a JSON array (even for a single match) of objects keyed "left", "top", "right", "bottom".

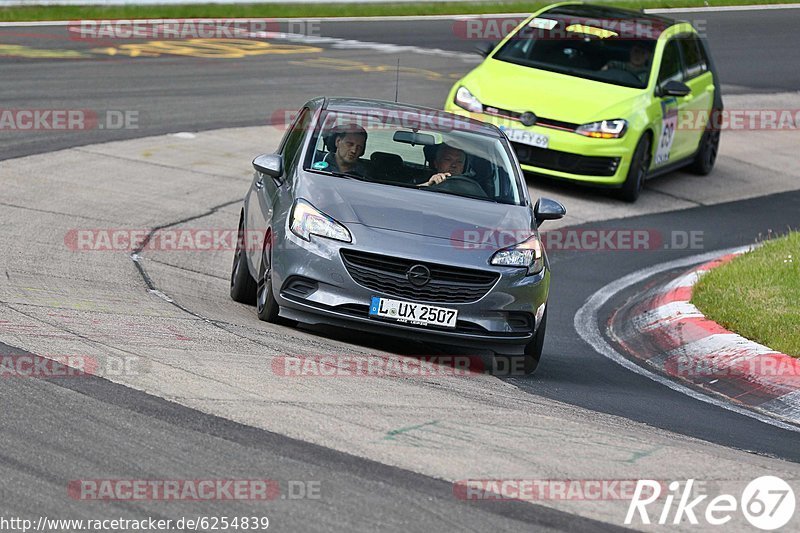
[
  {"left": 576, "top": 246, "right": 800, "bottom": 432},
  {"left": 613, "top": 249, "right": 800, "bottom": 426}
]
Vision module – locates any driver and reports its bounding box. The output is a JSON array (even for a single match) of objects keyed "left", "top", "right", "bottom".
[
  {"left": 601, "top": 42, "right": 653, "bottom": 84},
  {"left": 417, "top": 144, "right": 466, "bottom": 187}
]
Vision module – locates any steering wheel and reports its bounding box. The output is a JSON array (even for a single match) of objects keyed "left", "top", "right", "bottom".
[
  {"left": 613, "top": 68, "right": 646, "bottom": 85},
  {"left": 428, "top": 175, "right": 488, "bottom": 198}
]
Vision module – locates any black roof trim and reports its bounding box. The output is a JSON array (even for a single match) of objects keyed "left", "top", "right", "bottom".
[
  {"left": 543, "top": 3, "right": 676, "bottom": 25},
  {"left": 312, "top": 97, "right": 502, "bottom": 136}
]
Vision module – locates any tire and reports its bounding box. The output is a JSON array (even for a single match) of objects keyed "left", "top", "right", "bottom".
[
  {"left": 230, "top": 213, "right": 257, "bottom": 305},
  {"left": 688, "top": 115, "right": 720, "bottom": 175},
  {"left": 495, "top": 308, "right": 547, "bottom": 376},
  {"left": 521, "top": 307, "right": 547, "bottom": 375},
  {"left": 617, "top": 134, "right": 651, "bottom": 203},
  {"left": 255, "top": 235, "right": 296, "bottom": 327}
]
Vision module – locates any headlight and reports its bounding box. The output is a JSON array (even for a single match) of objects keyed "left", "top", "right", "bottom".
[
  {"left": 290, "top": 199, "right": 351, "bottom": 243},
  {"left": 575, "top": 119, "right": 627, "bottom": 139},
  {"left": 490, "top": 235, "right": 544, "bottom": 276},
  {"left": 454, "top": 86, "right": 483, "bottom": 113}
]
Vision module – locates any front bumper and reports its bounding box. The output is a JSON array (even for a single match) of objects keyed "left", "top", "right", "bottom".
[
  {"left": 444, "top": 104, "right": 636, "bottom": 187},
  {"left": 270, "top": 223, "right": 549, "bottom": 355}
]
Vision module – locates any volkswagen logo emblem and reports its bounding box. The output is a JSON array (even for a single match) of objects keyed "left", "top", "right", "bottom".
[
  {"left": 519, "top": 111, "right": 537, "bottom": 127},
  {"left": 406, "top": 264, "right": 431, "bottom": 287}
]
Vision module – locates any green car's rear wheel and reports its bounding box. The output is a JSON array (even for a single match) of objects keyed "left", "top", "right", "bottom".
[{"left": 689, "top": 116, "right": 720, "bottom": 175}]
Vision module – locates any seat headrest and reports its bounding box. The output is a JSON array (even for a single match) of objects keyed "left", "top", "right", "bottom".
[
  {"left": 323, "top": 132, "right": 337, "bottom": 152},
  {"left": 370, "top": 151, "right": 403, "bottom": 168},
  {"left": 423, "top": 143, "right": 439, "bottom": 165}
]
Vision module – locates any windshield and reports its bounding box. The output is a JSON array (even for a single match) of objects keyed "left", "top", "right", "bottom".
[
  {"left": 493, "top": 15, "right": 658, "bottom": 89},
  {"left": 304, "top": 110, "right": 525, "bottom": 206}
]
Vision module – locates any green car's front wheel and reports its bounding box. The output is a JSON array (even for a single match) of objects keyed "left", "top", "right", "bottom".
[{"left": 617, "top": 134, "right": 651, "bottom": 203}]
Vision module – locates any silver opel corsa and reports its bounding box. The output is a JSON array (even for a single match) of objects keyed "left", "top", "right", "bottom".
[{"left": 231, "top": 98, "right": 565, "bottom": 373}]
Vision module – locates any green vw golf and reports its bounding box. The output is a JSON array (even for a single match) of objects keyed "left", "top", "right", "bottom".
[{"left": 445, "top": 3, "right": 722, "bottom": 201}]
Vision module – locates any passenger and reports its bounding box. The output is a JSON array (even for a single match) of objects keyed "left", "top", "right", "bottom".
[
  {"left": 324, "top": 124, "right": 368, "bottom": 176},
  {"left": 417, "top": 144, "right": 467, "bottom": 187}
]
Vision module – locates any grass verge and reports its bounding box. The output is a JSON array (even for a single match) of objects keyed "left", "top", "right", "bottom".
[
  {"left": 692, "top": 232, "right": 800, "bottom": 357},
  {"left": 0, "top": 1, "right": 793, "bottom": 22}
]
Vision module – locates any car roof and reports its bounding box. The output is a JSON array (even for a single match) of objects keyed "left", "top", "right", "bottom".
[
  {"left": 539, "top": 3, "right": 677, "bottom": 39},
  {"left": 319, "top": 97, "right": 504, "bottom": 138}
]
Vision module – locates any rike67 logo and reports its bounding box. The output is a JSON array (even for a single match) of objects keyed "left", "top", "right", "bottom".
[{"left": 626, "top": 477, "right": 795, "bottom": 530}]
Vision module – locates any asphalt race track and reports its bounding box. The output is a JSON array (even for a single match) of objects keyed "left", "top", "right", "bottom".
[
  {"left": 1, "top": 7, "right": 799, "bottom": 531},
  {"left": 2, "top": 7, "right": 800, "bottom": 160}
]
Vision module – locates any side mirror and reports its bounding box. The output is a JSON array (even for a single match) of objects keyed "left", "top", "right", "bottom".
[
  {"left": 474, "top": 42, "right": 496, "bottom": 58},
  {"left": 657, "top": 80, "right": 691, "bottom": 98},
  {"left": 534, "top": 197, "right": 566, "bottom": 225},
  {"left": 252, "top": 153, "right": 283, "bottom": 178}
]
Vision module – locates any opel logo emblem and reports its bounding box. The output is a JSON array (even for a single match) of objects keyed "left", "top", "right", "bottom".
[
  {"left": 406, "top": 264, "right": 431, "bottom": 287},
  {"left": 520, "top": 111, "right": 537, "bottom": 127}
]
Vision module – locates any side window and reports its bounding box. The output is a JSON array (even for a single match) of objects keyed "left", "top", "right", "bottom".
[
  {"left": 657, "top": 39, "right": 684, "bottom": 86},
  {"left": 281, "top": 108, "right": 311, "bottom": 170},
  {"left": 678, "top": 35, "right": 707, "bottom": 79}
]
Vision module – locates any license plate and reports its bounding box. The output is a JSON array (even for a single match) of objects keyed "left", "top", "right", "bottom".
[
  {"left": 501, "top": 127, "right": 549, "bottom": 149},
  {"left": 369, "top": 297, "right": 458, "bottom": 328}
]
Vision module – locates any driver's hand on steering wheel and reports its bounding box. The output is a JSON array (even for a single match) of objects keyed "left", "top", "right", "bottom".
[{"left": 418, "top": 172, "right": 451, "bottom": 187}]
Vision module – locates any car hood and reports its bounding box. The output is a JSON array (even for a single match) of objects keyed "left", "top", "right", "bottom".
[
  {"left": 298, "top": 172, "right": 534, "bottom": 243},
  {"left": 466, "top": 58, "right": 644, "bottom": 124}
]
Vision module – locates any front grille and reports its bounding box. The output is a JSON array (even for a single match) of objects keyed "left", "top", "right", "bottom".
[
  {"left": 340, "top": 250, "right": 499, "bottom": 304},
  {"left": 512, "top": 142, "right": 620, "bottom": 176},
  {"left": 483, "top": 105, "right": 579, "bottom": 132}
]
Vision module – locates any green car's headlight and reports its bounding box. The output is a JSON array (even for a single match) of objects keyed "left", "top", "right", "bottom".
[
  {"left": 454, "top": 86, "right": 483, "bottom": 113},
  {"left": 490, "top": 235, "right": 544, "bottom": 276},
  {"left": 575, "top": 119, "right": 628, "bottom": 139},
  {"left": 290, "top": 199, "right": 351, "bottom": 243}
]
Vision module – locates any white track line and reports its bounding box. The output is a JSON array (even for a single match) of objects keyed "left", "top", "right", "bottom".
[{"left": 574, "top": 245, "right": 800, "bottom": 433}]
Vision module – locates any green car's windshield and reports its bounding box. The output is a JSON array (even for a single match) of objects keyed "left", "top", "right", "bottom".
[
  {"left": 493, "top": 15, "right": 660, "bottom": 89},
  {"left": 304, "top": 110, "right": 525, "bottom": 206}
]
